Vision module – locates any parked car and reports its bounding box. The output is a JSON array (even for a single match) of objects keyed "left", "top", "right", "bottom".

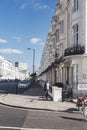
[
  {"left": 25, "top": 80, "right": 32, "bottom": 87},
  {"left": 18, "top": 81, "right": 29, "bottom": 88}
]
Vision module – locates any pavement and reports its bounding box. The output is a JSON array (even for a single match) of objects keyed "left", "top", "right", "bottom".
[{"left": 0, "top": 84, "right": 78, "bottom": 112}]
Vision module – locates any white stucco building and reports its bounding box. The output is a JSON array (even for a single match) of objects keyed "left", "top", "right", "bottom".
[
  {"left": 0, "top": 56, "right": 29, "bottom": 80},
  {"left": 39, "top": 0, "right": 87, "bottom": 98},
  {"left": 0, "top": 56, "right": 15, "bottom": 79},
  {"left": 15, "top": 62, "right": 29, "bottom": 80}
]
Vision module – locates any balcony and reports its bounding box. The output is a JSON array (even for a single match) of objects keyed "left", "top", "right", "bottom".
[
  {"left": 55, "top": 56, "right": 64, "bottom": 65},
  {"left": 64, "top": 45, "right": 85, "bottom": 57}
]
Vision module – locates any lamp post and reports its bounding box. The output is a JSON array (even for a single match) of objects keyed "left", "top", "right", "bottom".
[{"left": 27, "top": 48, "right": 35, "bottom": 74}]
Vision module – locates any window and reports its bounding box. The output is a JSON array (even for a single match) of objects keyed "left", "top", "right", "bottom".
[
  {"left": 52, "top": 38, "right": 55, "bottom": 49},
  {"left": 72, "top": 24, "right": 78, "bottom": 46},
  {"left": 57, "top": 43, "right": 64, "bottom": 57},
  {"left": 61, "top": 43, "right": 64, "bottom": 56},
  {"left": 56, "top": 29, "right": 59, "bottom": 42},
  {"left": 50, "top": 45, "right": 52, "bottom": 53},
  {"left": 55, "top": 48, "right": 59, "bottom": 58},
  {"left": 60, "top": 20, "right": 64, "bottom": 34},
  {"left": 67, "top": 12, "right": 70, "bottom": 29},
  {"left": 67, "top": 0, "right": 70, "bottom": 3},
  {"left": 73, "top": 64, "right": 78, "bottom": 84},
  {"left": 73, "top": 0, "right": 78, "bottom": 12}
]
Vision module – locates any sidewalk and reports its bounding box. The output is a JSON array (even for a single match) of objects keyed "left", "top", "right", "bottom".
[{"left": 0, "top": 84, "right": 78, "bottom": 112}]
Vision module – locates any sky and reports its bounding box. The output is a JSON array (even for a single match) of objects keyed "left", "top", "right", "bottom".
[{"left": 0, "top": 0, "right": 59, "bottom": 73}]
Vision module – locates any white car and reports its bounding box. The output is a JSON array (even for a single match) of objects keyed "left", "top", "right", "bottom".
[{"left": 18, "top": 81, "right": 28, "bottom": 88}]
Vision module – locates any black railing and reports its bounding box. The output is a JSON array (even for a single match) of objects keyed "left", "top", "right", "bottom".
[
  {"left": 55, "top": 56, "right": 64, "bottom": 64},
  {"left": 64, "top": 45, "right": 85, "bottom": 57}
]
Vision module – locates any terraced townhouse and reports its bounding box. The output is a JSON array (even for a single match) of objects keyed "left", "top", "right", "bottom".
[{"left": 39, "top": 0, "right": 87, "bottom": 98}]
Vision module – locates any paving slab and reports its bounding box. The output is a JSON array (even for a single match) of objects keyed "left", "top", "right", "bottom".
[{"left": 0, "top": 93, "right": 77, "bottom": 112}]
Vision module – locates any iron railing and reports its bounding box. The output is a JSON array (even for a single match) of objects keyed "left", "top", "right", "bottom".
[{"left": 64, "top": 45, "right": 85, "bottom": 57}]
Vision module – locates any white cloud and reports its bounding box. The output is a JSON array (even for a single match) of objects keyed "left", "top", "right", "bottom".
[
  {"left": 34, "top": 2, "right": 54, "bottom": 12},
  {"left": 0, "top": 48, "right": 23, "bottom": 54},
  {"left": 12, "top": 36, "right": 21, "bottom": 42},
  {"left": 20, "top": 3, "right": 29, "bottom": 9},
  {"left": 34, "top": 3, "right": 48, "bottom": 9},
  {"left": 30, "top": 38, "right": 41, "bottom": 44},
  {"left": 0, "top": 38, "right": 7, "bottom": 43},
  {"left": 20, "top": 1, "right": 54, "bottom": 13}
]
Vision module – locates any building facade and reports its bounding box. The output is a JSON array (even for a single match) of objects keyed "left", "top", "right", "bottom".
[
  {"left": 0, "top": 56, "right": 15, "bottom": 79},
  {"left": 39, "top": 0, "right": 87, "bottom": 98},
  {"left": 0, "top": 56, "right": 29, "bottom": 80},
  {"left": 15, "top": 62, "right": 29, "bottom": 80}
]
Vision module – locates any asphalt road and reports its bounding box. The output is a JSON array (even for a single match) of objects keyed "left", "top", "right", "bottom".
[{"left": 0, "top": 105, "right": 87, "bottom": 130}]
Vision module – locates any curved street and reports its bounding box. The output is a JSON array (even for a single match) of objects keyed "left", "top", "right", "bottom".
[
  {"left": 0, "top": 104, "right": 86, "bottom": 130},
  {"left": 0, "top": 81, "right": 86, "bottom": 130}
]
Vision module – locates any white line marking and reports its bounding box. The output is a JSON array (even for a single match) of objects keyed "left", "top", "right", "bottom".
[{"left": 0, "top": 125, "right": 59, "bottom": 130}]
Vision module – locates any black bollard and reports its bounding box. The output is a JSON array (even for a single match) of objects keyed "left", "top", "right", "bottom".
[{"left": 16, "top": 85, "right": 18, "bottom": 94}]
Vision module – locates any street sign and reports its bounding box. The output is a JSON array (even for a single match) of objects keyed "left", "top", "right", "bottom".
[
  {"left": 15, "top": 62, "right": 19, "bottom": 67},
  {"left": 78, "top": 84, "right": 87, "bottom": 90}
]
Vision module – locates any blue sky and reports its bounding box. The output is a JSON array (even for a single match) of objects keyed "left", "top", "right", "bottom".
[{"left": 0, "top": 0, "right": 58, "bottom": 72}]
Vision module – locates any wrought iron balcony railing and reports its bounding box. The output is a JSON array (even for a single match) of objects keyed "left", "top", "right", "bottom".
[
  {"left": 55, "top": 56, "right": 64, "bottom": 65},
  {"left": 64, "top": 45, "right": 85, "bottom": 57}
]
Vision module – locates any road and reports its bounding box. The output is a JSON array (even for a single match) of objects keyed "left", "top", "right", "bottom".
[{"left": 0, "top": 105, "right": 87, "bottom": 130}]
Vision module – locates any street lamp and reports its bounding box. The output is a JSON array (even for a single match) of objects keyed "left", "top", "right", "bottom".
[{"left": 27, "top": 48, "right": 35, "bottom": 74}]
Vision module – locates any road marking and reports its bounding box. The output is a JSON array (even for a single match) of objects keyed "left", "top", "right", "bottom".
[{"left": 0, "top": 125, "right": 59, "bottom": 130}]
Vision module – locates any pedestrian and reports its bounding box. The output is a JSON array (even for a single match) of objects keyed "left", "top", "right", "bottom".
[
  {"left": 77, "top": 97, "right": 84, "bottom": 111},
  {"left": 44, "top": 80, "right": 47, "bottom": 93},
  {"left": 45, "top": 80, "right": 50, "bottom": 100},
  {"left": 83, "top": 99, "right": 87, "bottom": 121}
]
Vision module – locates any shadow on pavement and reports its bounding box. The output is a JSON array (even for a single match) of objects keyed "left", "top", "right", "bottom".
[
  {"left": 60, "top": 116, "right": 83, "bottom": 121},
  {"left": 24, "top": 83, "right": 53, "bottom": 101},
  {"left": 59, "top": 108, "right": 79, "bottom": 113},
  {"left": 25, "top": 84, "right": 45, "bottom": 96}
]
